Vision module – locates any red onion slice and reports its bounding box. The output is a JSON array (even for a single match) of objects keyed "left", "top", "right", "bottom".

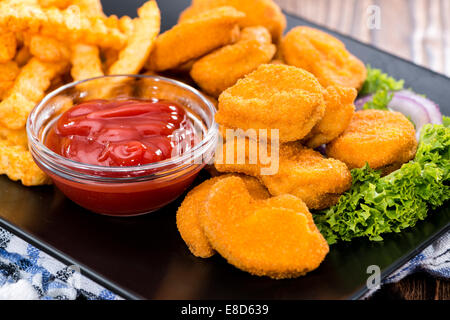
[{"left": 355, "top": 90, "right": 443, "bottom": 140}]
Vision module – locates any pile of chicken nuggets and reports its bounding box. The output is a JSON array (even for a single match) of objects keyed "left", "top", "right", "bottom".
[
  {"left": 175, "top": 0, "right": 417, "bottom": 278},
  {"left": 0, "top": 0, "right": 418, "bottom": 279}
]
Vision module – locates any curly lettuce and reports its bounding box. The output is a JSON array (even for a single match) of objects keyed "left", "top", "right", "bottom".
[
  {"left": 315, "top": 123, "right": 450, "bottom": 244},
  {"left": 360, "top": 65, "right": 405, "bottom": 111}
]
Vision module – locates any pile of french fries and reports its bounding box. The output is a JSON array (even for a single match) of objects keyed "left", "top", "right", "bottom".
[{"left": 0, "top": 0, "right": 160, "bottom": 185}]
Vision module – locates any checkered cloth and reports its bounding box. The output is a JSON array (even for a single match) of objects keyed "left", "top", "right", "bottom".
[
  {"left": 0, "top": 225, "right": 448, "bottom": 300},
  {"left": 0, "top": 227, "right": 121, "bottom": 300}
]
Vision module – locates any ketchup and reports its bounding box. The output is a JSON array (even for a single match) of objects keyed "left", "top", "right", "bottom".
[{"left": 45, "top": 99, "right": 197, "bottom": 167}]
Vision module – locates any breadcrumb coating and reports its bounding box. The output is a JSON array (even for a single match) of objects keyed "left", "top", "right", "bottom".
[
  {"left": 190, "top": 26, "right": 276, "bottom": 97},
  {"left": 304, "top": 85, "right": 356, "bottom": 148},
  {"left": 281, "top": 26, "right": 367, "bottom": 89},
  {"left": 148, "top": 6, "right": 244, "bottom": 71},
  {"left": 176, "top": 174, "right": 270, "bottom": 258},
  {"left": 216, "top": 64, "right": 326, "bottom": 143},
  {"left": 202, "top": 176, "right": 329, "bottom": 279},
  {"left": 215, "top": 137, "right": 352, "bottom": 209},
  {"left": 327, "top": 110, "right": 418, "bottom": 173},
  {"left": 178, "top": 0, "right": 286, "bottom": 42}
]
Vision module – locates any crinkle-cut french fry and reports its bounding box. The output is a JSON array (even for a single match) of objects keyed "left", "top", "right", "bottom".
[
  {"left": 0, "top": 2, "right": 126, "bottom": 49},
  {"left": 0, "top": 140, "right": 50, "bottom": 186},
  {"left": 70, "top": 43, "right": 104, "bottom": 85},
  {"left": 0, "top": 57, "right": 68, "bottom": 129},
  {"left": 0, "top": 31, "right": 17, "bottom": 63},
  {"left": 38, "top": 0, "right": 72, "bottom": 9},
  {"left": 72, "top": 0, "right": 104, "bottom": 16},
  {"left": 0, "top": 126, "right": 28, "bottom": 148},
  {"left": 29, "top": 34, "right": 70, "bottom": 62},
  {"left": 0, "top": 61, "right": 20, "bottom": 99},
  {"left": 108, "top": 1, "right": 160, "bottom": 75}
]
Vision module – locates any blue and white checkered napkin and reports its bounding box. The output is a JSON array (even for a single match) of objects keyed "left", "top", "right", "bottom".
[
  {"left": 0, "top": 227, "right": 122, "bottom": 300},
  {"left": 0, "top": 225, "right": 448, "bottom": 300}
]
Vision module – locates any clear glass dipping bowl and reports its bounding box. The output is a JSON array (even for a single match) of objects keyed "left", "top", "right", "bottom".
[{"left": 27, "top": 75, "right": 218, "bottom": 216}]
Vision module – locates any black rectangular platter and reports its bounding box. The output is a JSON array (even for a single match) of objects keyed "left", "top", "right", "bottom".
[{"left": 0, "top": 0, "right": 448, "bottom": 300}]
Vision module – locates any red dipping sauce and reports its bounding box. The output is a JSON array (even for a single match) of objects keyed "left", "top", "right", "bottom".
[
  {"left": 46, "top": 99, "right": 197, "bottom": 167},
  {"left": 41, "top": 98, "right": 206, "bottom": 216}
]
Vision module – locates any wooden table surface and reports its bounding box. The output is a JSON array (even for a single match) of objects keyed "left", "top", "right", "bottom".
[{"left": 275, "top": 0, "right": 449, "bottom": 300}]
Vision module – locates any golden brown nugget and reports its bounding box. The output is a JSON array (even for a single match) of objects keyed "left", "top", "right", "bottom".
[
  {"left": 0, "top": 57, "right": 68, "bottom": 129},
  {"left": 239, "top": 26, "right": 272, "bottom": 43},
  {"left": 304, "top": 85, "right": 357, "bottom": 148},
  {"left": 215, "top": 138, "right": 352, "bottom": 209},
  {"left": 0, "top": 31, "right": 17, "bottom": 63},
  {"left": 327, "top": 110, "right": 418, "bottom": 174},
  {"left": 0, "top": 127, "right": 28, "bottom": 148},
  {"left": 202, "top": 176, "right": 329, "bottom": 279},
  {"left": 190, "top": 27, "right": 276, "bottom": 97},
  {"left": 281, "top": 26, "right": 367, "bottom": 89},
  {"left": 0, "top": 140, "right": 50, "bottom": 186},
  {"left": 179, "top": 0, "right": 286, "bottom": 43},
  {"left": 176, "top": 174, "right": 270, "bottom": 258},
  {"left": 148, "top": 6, "right": 244, "bottom": 71},
  {"left": 216, "top": 64, "right": 325, "bottom": 143}
]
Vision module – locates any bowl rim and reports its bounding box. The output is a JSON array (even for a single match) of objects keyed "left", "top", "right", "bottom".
[{"left": 26, "top": 74, "right": 218, "bottom": 180}]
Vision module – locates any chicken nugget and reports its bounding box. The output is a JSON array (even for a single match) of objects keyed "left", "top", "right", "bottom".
[
  {"left": 14, "top": 45, "right": 32, "bottom": 67},
  {"left": 179, "top": 0, "right": 286, "bottom": 43},
  {"left": 327, "top": 110, "right": 418, "bottom": 174},
  {"left": 0, "top": 32, "right": 17, "bottom": 63},
  {"left": 108, "top": 1, "right": 160, "bottom": 75},
  {"left": 148, "top": 6, "right": 244, "bottom": 71},
  {"left": 202, "top": 176, "right": 329, "bottom": 279},
  {"left": 0, "top": 140, "right": 50, "bottom": 186},
  {"left": 0, "top": 57, "right": 67, "bottom": 129},
  {"left": 215, "top": 137, "right": 352, "bottom": 209},
  {"left": 281, "top": 26, "right": 367, "bottom": 89},
  {"left": 176, "top": 174, "right": 269, "bottom": 258},
  {"left": 190, "top": 27, "right": 276, "bottom": 97},
  {"left": 304, "top": 85, "right": 357, "bottom": 148},
  {"left": 216, "top": 64, "right": 325, "bottom": 143}
]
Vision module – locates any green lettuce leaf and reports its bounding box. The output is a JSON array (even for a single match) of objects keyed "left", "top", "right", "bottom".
[{"left": 359, "top": 65, "right": 404, "bottom": 95}]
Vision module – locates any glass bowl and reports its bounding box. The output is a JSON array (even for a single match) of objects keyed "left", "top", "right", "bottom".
[{"left": 27, "top": 75, "right": 218, "bottom": 216}]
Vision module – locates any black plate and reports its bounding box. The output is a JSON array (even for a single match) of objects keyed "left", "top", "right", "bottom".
[{"left": 0, "top": 0, "right": 449, "bottom": 300}]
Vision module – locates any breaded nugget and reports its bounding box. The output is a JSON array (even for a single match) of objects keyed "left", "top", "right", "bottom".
[
  {"left": 190, "top": 27, "right": 276, "bottom": 97},
  {"left": 0, "top": 127, "right": 28, "bottom": 148},
  {"left": 176, "top": 174, "right": 270, "bottom": 258},
  {"left": 179, "top": 0, "right": 286, "bottom": 43},
  {"left": 0, "top": 140, "right": 50, "bottom": 186},
  {"left": 304, "top": 85, "right": 357, "bottom": 148},
  {"left": 148, "top": 6, "right": 244, "bottom": 71},
  {"left": 327, "top": 110, "right": 418, "bottom": 174},
  {"left": 216, "top": 64, "right": 325, "bottom": 143},
  {"left": 215, "top": 137, "right": 352, "bottom": 209},
  {"left": 202, "top": 176, "right": 329, "bottom": 279},
  {"left": 281, "top": 26, "right": 367, "bottom": 89},
  {"left": 239, "top": 26, "right": 272, "bottom": 43}
]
